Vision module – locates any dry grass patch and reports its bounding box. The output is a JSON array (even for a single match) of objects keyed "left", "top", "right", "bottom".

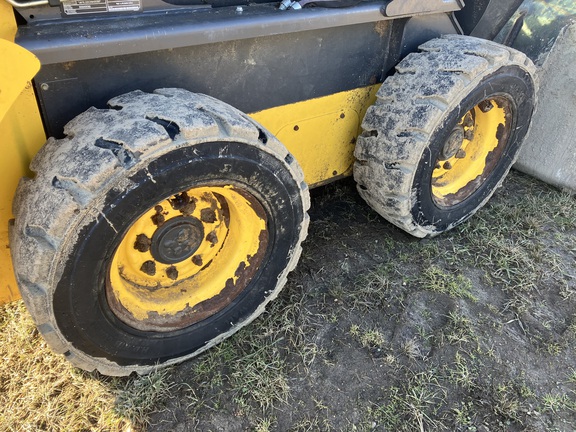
[{"left": 0, "top": 301, "right": 172, "bottom": 431}]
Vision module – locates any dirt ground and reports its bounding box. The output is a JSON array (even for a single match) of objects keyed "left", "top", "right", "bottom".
[{"left": 144, "top": 171, "right": 576, "bottom": 431}]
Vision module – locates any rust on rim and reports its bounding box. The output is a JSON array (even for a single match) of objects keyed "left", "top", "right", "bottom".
[
  {"left": 431, "top": 96, "right": 513, "bottom": 207},
  {"left": 106, "top": 185, "right": 269, "bottom": 332}
]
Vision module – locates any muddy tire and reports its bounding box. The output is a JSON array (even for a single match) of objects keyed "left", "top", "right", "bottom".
[
  {"left": 11, "top": 88, "right": 309, "bottom": 376},
  {"left": 354, "top": 35, "right": 537, "bottom": 238}
]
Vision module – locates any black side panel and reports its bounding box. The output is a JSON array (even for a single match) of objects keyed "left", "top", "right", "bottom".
[
  {"left": 35, "top": 21, "right": 404, "bottom": 137},
  {"left": 454, "top": 0, "right": 490, "bottom": 35},
  {"left": 455, "top": 0, "right": 523, "bottom": 39}
]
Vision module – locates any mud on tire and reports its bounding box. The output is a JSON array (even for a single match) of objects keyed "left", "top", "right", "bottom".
[
  {"left": 11, "top": 88, "right": 309, "bottom": 376},
  {"left": 354, "top": 35, "right": 537, "bottom": 238}
]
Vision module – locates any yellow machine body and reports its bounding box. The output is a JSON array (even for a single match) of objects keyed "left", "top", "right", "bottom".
[
  {"left": 0, "top": 1, "right": 378, "bottom": 304},
  {"left": 0, "top": 1, "right": 45, "bottom": 304}
]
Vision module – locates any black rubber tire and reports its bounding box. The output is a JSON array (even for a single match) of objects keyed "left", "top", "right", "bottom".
[
  {"left": 354, "top": 35, "right": 537, "bottom": 238},
  {"left": 10, "top": 88, "right": 309, "bottom": 376}
]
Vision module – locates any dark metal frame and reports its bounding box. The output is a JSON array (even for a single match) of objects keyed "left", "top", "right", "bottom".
[{"left": 14, "top": 0, "right": 523, "bottom": 136}]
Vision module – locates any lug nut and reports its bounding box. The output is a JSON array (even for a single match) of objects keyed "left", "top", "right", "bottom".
[
  {"left": 462, "top": 112, "right": 474, "bottom": 128},
  {"left": 134, "top": 234, "right": 152, "bottom": 252},
  {"left": 443, "top": 161, "right": 453, "bottom": 170},
  {"left": 166, "top": 266, "right": 179, "bottom": 280},
  {"left": 455, "top": 149, "right": 467, "bottom": 159},
  {"left": 478, "top": 100, "right": 493, "bottom": 113},
  {"left": 140, "top": 260, "right": 156, "bottom": 276}
]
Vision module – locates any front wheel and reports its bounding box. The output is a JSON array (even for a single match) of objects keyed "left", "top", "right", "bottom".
[
  {"left": 11, "top": 89, "right": 309, "bottom": 376},
  {"left": 354, "top": 35, "right": 537, "bottom": 237}
]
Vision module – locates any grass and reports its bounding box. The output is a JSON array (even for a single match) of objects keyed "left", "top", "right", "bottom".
[
  {"left": 1, "top": 171, "right": 575, "bottom": 430},
  {"left": 457, "top": 185, "right": 574, "bottom": 292},
  {"left": 367, "top": 370, "right": 447, "bottom": 431},
  {"left": 0, "top": 302, "right": 173, "bottom": 431},
  {"left": 417, "top": 266, "right": 477, "bottom": 302},
  {"left": 349, "top": 324, "right": 386, "bottom": 349},
  {"left": 448, "top": 351, "right": 476, "bottom": 389},
  {"left": 0, "top": 282, "right": 308, "bottom": 430},
  {"left": 441, "top": 312, "right": 477, "bottom": 346}
]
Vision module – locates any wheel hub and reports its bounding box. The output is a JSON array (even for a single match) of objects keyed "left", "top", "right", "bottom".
[
  {"left": 431, "top": 97, "right": 512, "bottom": 207},
  {"left": 150, "top": 216, "right": 204, "bottom": 264},
  {"left": 440, "top": 125, "right": 465, "bottom": 161},
  {"left": 107, "top": 185, "right": 269, "bottom": 332}
]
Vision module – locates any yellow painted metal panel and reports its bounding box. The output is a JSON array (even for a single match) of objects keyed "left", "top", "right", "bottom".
[
  {"left": 0, "top": 3, "right": 46, "bottom": 305},
  {"left": 250, "top": 86, "right": 378, "bottom": 187},
  {"left": 0, "top": 39, "right": 41, "bottom": 123},
  {"left": 0, "top": 87, "right": 46, "bottom": 304},
  {"left": 0, "top": 1, "right": 16, "bottom": 40}
]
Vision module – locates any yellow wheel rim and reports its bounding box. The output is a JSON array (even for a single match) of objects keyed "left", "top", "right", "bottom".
[
  {"left": 106, "top": 185, "right": 268, "bottom": 332},
  {"left": 431, "top": 97, "right": 512, "bottom": 207}
]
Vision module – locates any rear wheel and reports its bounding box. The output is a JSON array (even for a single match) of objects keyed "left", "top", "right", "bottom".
[
  {"left": 11, "top": 88, "right": 309, "bottom": 376},
  {"left": 354, "top": 35, "right": 537, "bottom": 237}
]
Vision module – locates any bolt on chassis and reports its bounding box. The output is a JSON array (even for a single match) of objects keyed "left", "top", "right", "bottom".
[{"left": 0, "top": 0, "right": 537, "bottom": 375}]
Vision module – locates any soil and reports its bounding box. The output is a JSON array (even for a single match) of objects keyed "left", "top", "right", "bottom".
[{"left": 147, "top": 171, "right": 576, "bottom": 431}]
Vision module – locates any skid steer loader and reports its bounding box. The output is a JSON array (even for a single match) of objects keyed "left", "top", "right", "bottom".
[{"left": 1, "top": 0, "right": 538, "bottom": 375}]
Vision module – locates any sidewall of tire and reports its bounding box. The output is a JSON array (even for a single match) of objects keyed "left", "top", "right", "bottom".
[
  {"left": 411, "top": 65, "right": 535, "bottom": 232},
  {"left": 53, "top": 141, "right": 304, "bottom": 367}
]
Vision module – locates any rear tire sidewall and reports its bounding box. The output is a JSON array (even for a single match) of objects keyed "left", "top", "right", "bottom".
[
  {"left": 411, "top": 66, "right": 535, "bottom": 232},
  {"left": 53, "top": 141, "right": 304, "bottom": 367}
]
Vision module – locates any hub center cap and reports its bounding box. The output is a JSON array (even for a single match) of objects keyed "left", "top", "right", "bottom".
[
  {"left": 440, "top": 125, "right": 465, "bottom": 160},
  {"left": 150, "top": 216, "right": 204, "bottom": 264}
]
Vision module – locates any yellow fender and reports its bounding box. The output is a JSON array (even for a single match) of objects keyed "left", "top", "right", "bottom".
[
  {"left": 0, "top": 2, "right": 46, "bottom": 305},
  {"left": 0, "top": 39, "right": 40, "bottom": 122}
]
